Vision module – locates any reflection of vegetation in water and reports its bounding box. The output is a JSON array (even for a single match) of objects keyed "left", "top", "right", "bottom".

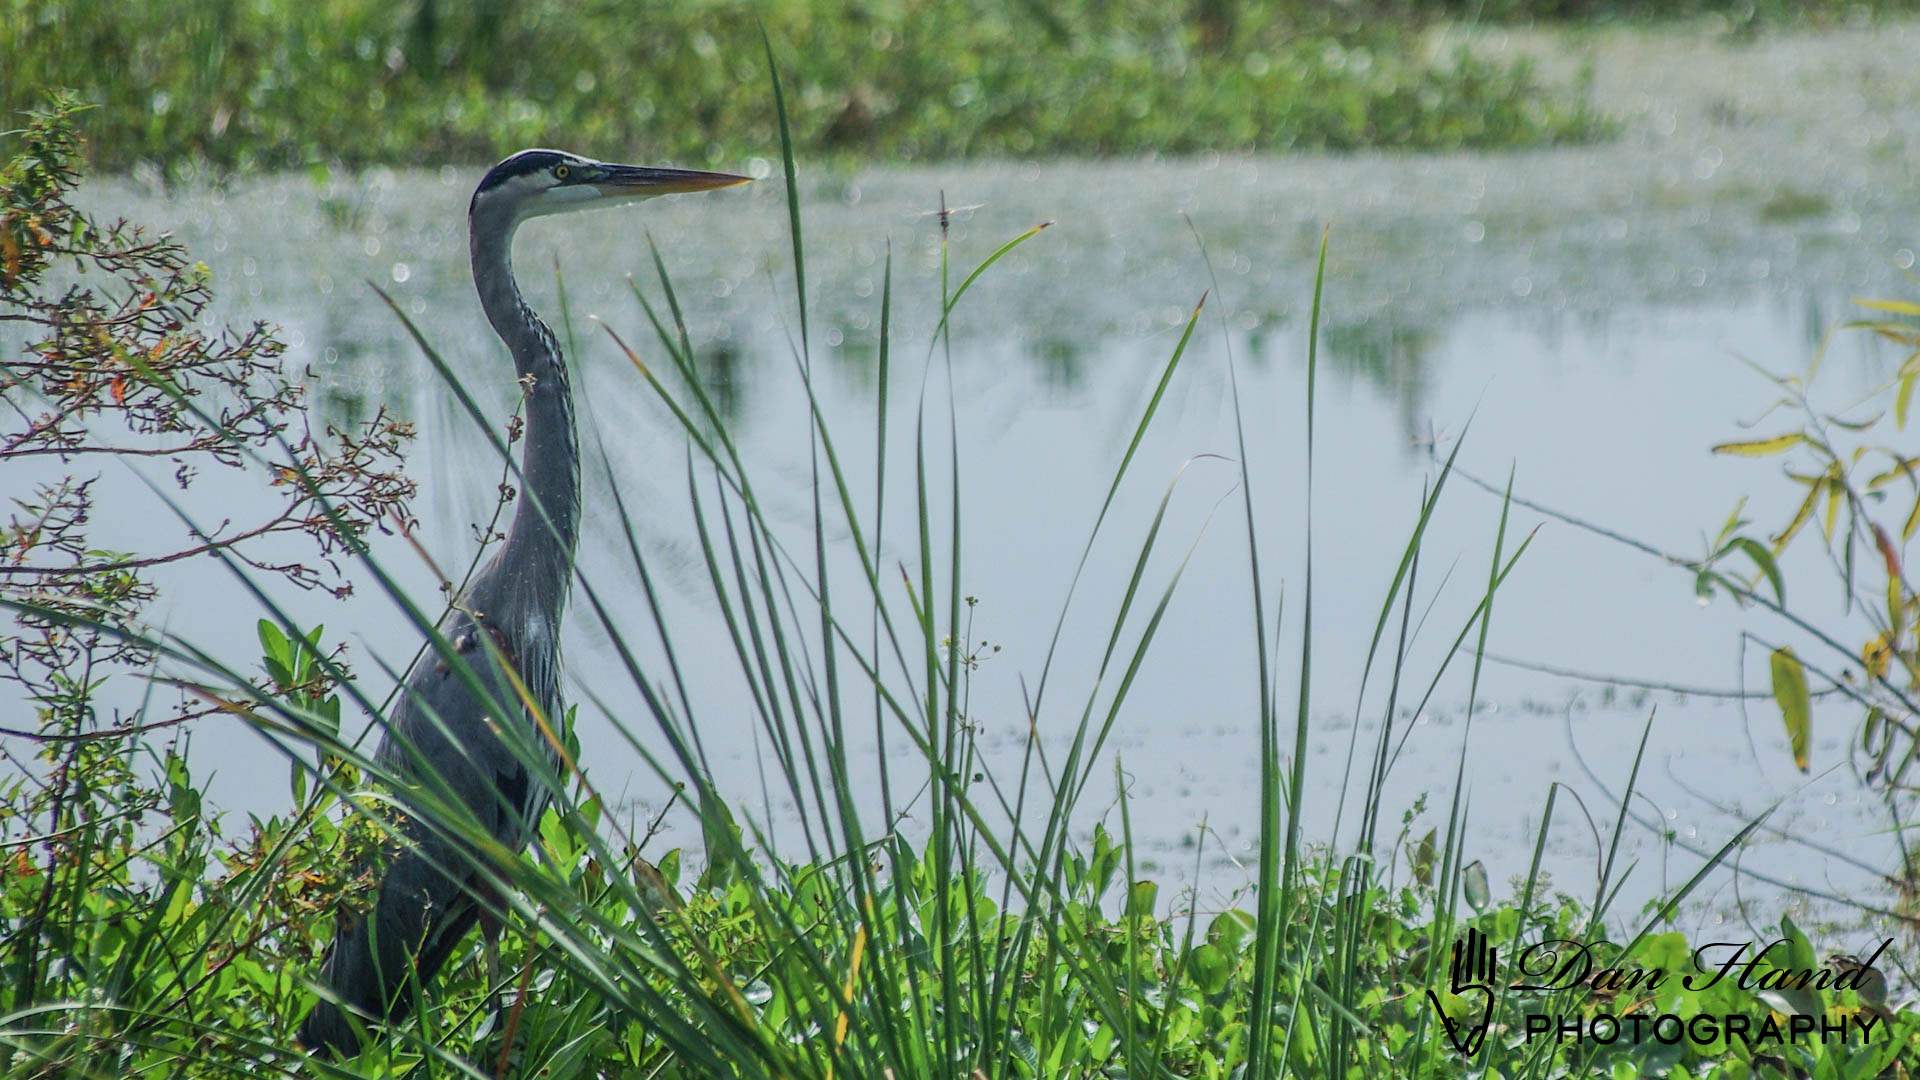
[
  {"left": 688, "top": 343, "right": 747, "bottom": 424},
  {"left": 317, "top": 386, "right": 369, "bottom": 431},
  {"left": 823, "top": 327, "right": 884, "bottom": 395},
  {"left": 1322, "top": 316, "right": 1437, "bottom": 443},
  {"left": 1031, "top": 335, "right": 1087, "bottom": 392},
  {"left": 1801, "top": 290, "right": 1830, "bottom": 352},
  {"left": 1759, "top": 188, "right": 1833, "bottom": 224}
]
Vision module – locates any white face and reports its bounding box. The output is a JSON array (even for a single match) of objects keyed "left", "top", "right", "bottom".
[
  {"left": 476, "top": 153, "right": 654, "bottom": 224},
  {"left": 471, "top": 150, "right": 749, "bottom": 227}
]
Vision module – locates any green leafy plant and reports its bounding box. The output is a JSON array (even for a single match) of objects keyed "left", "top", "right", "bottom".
[
  {"left": 1700, "top": 305, "right": 1920, "bottom": 792},
  {"left": 0, "top": 97, "right": 412, "bottom": 1076}
]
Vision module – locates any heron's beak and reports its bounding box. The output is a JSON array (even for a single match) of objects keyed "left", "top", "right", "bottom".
[{"left": 592, "top": 164, "right": 752, "bottom": 197}]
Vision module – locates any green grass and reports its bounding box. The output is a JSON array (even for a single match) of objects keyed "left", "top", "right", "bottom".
[
  {"left": 2, "top": 0, "right": 1607, "bottom": 174},
  {"left": 3, "top": 56, "right": 1918, "bottom": 1080}
]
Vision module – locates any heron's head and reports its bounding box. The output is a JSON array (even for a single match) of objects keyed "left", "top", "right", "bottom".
[{"left": 470, "top": 149, "right": 749, "bottom": 226}]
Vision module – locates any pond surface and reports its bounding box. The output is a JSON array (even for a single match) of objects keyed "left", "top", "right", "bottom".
[{"left": 37, "top": 23, "right": 1920, "bottom": 930}]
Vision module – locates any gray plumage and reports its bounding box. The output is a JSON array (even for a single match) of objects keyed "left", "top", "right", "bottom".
[{"left": 298, "top": 150, "right": 746, "bottom": 1058}]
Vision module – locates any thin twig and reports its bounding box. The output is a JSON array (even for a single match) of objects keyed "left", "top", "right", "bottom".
[{"left": 1461, "top": 645, "right": 1846, "bottom": 701}]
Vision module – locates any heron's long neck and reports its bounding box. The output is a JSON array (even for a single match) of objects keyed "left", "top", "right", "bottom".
[{"left": 470, "top": 214, "right": 579, "bottom": 625}]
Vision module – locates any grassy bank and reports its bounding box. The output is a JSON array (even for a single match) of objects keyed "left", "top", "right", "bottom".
[
  {"left": 5, "top": 89, "right": 1919, "bottom": 1080},
  {"left": 4, "top": 0, "right": 1609, "bottom": 174}
]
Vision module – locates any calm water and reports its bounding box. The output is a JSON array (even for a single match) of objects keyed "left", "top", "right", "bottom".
[{"left": 31, "top": 25, "right": 1920, "bottom": 928}]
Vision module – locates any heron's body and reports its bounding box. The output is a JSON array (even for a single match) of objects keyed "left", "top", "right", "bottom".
[{"left": 298, "top": 150, "right": 744, "bottom": 1058}]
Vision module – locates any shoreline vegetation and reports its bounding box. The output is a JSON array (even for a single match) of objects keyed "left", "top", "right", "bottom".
[
  {"left": 5, "top": 77, "right": 1920, "bottom": 1073},
  {"left": 14, "top": 4, "right": 1920, "bottom": 180},
  {"left": 0, "top": 1, "right": 1767, "bottom": 175},
  {"left": 11, "top": 4, "right": 1920, "bottom": 182}
]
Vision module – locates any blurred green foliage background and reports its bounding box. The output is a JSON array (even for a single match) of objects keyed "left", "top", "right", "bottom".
[{"left": 0, "top": 0, "right": 1629, "bottom": 172}]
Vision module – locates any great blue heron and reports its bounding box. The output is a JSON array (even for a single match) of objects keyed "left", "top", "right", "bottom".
[{"left": 298, "top": 150, "right": 746, "bottom": 1057}]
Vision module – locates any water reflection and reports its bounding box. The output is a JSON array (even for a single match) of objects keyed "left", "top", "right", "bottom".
[
  {"left": 317, "top": 386, "right": 371, "bottom": 431},
  {"left": 1322, "top": 319, "right": 1436, "bottom": 445},
  {"left": 697, "top": 343, "right": 747, "bottom": 421},
  {"left": 1030, "top": 337, "right": 1085, "bottom": 392}
]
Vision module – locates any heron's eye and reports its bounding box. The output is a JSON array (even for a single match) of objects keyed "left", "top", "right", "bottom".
[{"left": 552, "top": 164, "right": 570, "bottom": 180}]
